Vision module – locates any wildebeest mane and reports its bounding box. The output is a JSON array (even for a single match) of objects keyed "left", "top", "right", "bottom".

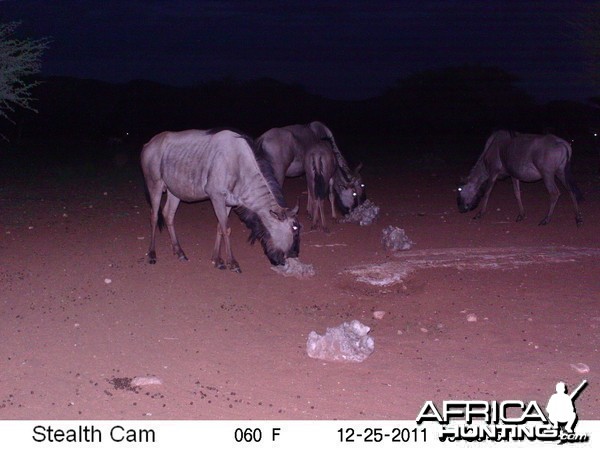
[
  {"left": 473, "top": 178, "right": 490, "bottom": 207},
  {"left": 234, "top": 205, "right": 284, "bottom": 265},
  {"left": 254, "top": 136, "right": 288, "bottom": 208},
  {"left": 255, "top": 156, "right": 287, "bottom": 207},
  {"left": 321, "top": 135, "right": 335, "bottom": 149}
]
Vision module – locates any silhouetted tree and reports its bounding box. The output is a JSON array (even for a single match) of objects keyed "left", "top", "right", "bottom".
[{"left": 0, "top": 22, "right": 49, "bottom": 128}]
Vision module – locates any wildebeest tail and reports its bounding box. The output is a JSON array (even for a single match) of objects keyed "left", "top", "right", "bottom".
[
  {"left": 565, "top": 157, "right": 584, "bottom": 202},
  {"left": 254, "top": 135, "right": 266, "bottom": 157},
  {"left": 312, "top": 157, "right": 328, "bottom": 200}
]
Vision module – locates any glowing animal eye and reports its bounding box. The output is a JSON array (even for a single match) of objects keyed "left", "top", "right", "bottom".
[
  {"left": 292, "top": 225, "right": 298, "bottom": 231},
  {"left": 360, "top": 184, "right": 365, "bottom": 188},
  {"left": 458, "top": 187, "right": 462, "bottom": 192},
  {"left": 352, "top": 192, "right": 357, "bottom": 197}
]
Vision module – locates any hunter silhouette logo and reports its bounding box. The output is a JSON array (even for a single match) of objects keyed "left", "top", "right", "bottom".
[
  {"left": 416, "top": 380, "right": 590, "bottom": 443},
  {"left": 546, "top": 380, "right": 587, "bottom": 434}
]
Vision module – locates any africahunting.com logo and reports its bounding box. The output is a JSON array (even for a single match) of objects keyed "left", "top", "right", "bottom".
[{"left": 416, "top": 380, "right": 589, "bottom": 444}]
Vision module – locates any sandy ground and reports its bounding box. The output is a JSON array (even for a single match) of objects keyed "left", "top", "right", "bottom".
[{"left": 1, "top": 155, "right": 598, "bottom": 421}]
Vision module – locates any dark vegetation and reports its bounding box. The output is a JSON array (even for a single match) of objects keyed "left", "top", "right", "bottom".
[{"left": 1, "top": 65, "right": 598, "bottom": 173}]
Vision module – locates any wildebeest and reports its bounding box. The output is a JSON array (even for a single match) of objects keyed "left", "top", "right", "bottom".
[
  {"left": 256, "top": 121, "right": 366, "bottom": 216},
  {"left": 457, "top": 130, "right": 583, "bottom": 226},
  {"left": 140, "top": 129, "right": 301, "bottom": 272},
  {"left": 304, "top": 141, "right": 336, "bottom": 232}
]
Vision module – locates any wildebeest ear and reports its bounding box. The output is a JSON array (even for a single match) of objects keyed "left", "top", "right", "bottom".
[
  {"left": 354, "top": 162, "right": 363, "bottom": 174},
  {"left": 289, "top": 204, "right": 299, "bottom": 217}
]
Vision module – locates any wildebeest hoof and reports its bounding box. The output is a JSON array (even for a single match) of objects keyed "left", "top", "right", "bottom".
[
  {"left": 212, "top": 258, "right": 226, "bottom": 270},
  {"left": 576, "top": 216, "right": 583, "bottom": 227},
  {"left": 538, "top": 218, "right": 550, "bottom": 226},
  {"left": 323, "top": 227, "right": 331, "bottom": 234},
  {"left": 516, "top": 214, "right": 525, "bottom": 222},
  {"left": 148, "top": 251, "right": 157, "bottom": 264},
  {"left": 148, "top": 259, "right": 157, "bottom": 265},
  {"left": 178, "top": 254, "right": 188, "bottom": 261},
  {"left": 472, "top": 212, "right": 483, "bottom": 220},
  {"left": 229, "top": 264, "right": 242, "bottom": 273}
]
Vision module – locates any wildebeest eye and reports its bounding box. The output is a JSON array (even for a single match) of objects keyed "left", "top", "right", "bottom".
[
  {"left": 360, "top": 183, "right": 365, "bottom": 188},
  {"left": 292, "top": 225, "right": 298, "bottom": 231},
  {"left": 457, "top": 187, "right": 462, "bottom": 192}
]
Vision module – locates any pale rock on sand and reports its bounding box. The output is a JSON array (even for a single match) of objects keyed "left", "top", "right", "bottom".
[
  {"left": 339, "top": 199, "right": 380, "bottom": 226},
  {"left": 306, "top": 320, "right": 374, "bottom": 363},
  {"left": 271, "top": 258, "right": 315, "bottom": 278},
  {"left": 381, "top": 226, "right": 414, "bottom": 251},
  {"left": 131, "top": 376, "right": 163, "bottom": 387},
  {"left": 570, "top": 363, "right": 590, "bottom": 374},
  {"left": 373, "top": 311, "right": 386, "bottom": 320}
]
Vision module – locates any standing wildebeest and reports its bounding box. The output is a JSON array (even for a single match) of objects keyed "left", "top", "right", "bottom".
[
  {"left": 304, "top": 140, "right": 336, "bottom": 232},
  {"left": 140, "top": 129, "right": 300, "bottom": 272},
  {"left": 256, "top": 121, "right": 366, "bottom": 216},
  {"left": 457, "top": 130, "right": 583, "bottom": 226}
]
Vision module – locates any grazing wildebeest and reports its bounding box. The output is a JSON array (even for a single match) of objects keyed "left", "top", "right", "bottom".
[
  {"left": 140, "top": 129, "right": 300, "bottom": 272},
  {"left": 457, "top": 130, "right": 583, "bottom": 226},
  {"left": 304, "top": 141, "right": 336, "bottom": 232},
  {"left": 256, "top": 121, "right": 365, "bottom": 216}
]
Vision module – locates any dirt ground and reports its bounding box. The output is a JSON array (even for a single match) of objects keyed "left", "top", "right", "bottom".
[{"left": 1, "top": 154, "right": 598, "bottom": 421}]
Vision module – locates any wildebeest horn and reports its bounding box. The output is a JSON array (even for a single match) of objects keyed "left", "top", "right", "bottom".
[
  {"left": 270, "top": 207, "right": 287, "bottom": 221},
  {"left": 354, "top": 162, "right": 363, "bottom": 174},
  {"left": 290, "top": 203, "right": 299, "bottom": 217}
]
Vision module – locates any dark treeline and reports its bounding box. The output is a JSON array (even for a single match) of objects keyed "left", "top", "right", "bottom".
[{"left": 2, "top": 65, "right": 599, "bottom": 167}]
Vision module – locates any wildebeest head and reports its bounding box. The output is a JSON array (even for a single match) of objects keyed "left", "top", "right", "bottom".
[
  {"left": 457, "top": 179, "right": 487, "bottom": 213},
  {"left": 352, "top": 162, "right": 366, "bottom": 203},
  {"left": 265, "top": 205, "right": 301, "bottom": 264},
  {"left": 334, "top": 163, "right": 366, "bottom": 214},
  {"left": 237, "top": 204, "right": 300, "bottom": 266}
]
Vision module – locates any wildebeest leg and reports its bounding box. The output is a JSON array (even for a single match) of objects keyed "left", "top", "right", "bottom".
[
  {"left": 473, "top": 175, "right": 497, "bottom": 220},
  {"left": 163, "top": 191, "right": 188, "bottom": 261},
  {"left": 273, "top": 166, "right": 286, "bottom": 188},
  {"left": 539, "top": 174, "right": 560, "bottom": 225},
  {"left": 211, "top": 203, "right": 240, "bottom": 272},
  {"left": 556, "top": 171, "right": 583, "bottom": 226},
  {"left": 146, "top": 180, "right": 164, "bottom": 264},
  {"left": 329, "top": 178, "right": 337, "bottom": 219},
  {"left": 306, "top": 190, "right": 313, "bottom": 219},
  {"left": 222, "top": 214, "right": 240, "bottom": 272},
  {"left": 511, "top": 178, "right": 526, "bottom": 222},
  {"left": 211, "top": 223, "right": 225, "bottom": 270}
]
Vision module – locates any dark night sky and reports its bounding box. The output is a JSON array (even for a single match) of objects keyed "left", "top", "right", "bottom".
[{"left": 2, "top": 0, "right": 597, "bottom": 102}]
